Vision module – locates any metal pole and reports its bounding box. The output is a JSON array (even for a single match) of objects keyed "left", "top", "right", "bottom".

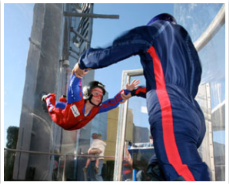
[
  {"left": 70, "top": 27, "right": 90, "bottom": 43},
  {"left": 113, "top": 71, "right": 131, "bottom": 181},
  {"left": 64, "top": 12, "right": 119, "bottom": 19},
  {"left": 69, "top": 47, "right": 80, "bottom": 56},
  {"left": 69, "top": 53, "right": 78, "bottom": 61},
  {"left": 194, "top": 4, "right": 225, "bottom": 51},
  {"left": 62, "top": 155, "right": 66, "bottom": 181}
]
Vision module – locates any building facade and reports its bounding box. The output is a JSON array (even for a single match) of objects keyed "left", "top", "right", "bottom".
[{"left": 13, "top": 3, "right": 99, "bottom": 180}]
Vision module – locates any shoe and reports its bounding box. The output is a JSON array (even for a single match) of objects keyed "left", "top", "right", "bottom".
[
  {"left": 41, "top": 94, "right": 48, "bottom": 102},
  {"left": 83, "top": 167, "right": 88, "bottom": 172},
  {"left": 94, "top": 166, "right": 99, "bottom": 174},
  {"left": 41, "top": 93, "right": 54, "bottom": 102},
  {"left": 41, "top": 94, "right": 48, "bottom": 113}
]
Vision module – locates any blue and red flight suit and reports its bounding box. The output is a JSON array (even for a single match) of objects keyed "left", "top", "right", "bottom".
[
  {"left": 77, "top": 20, "right": 210, "bottom": 180},
  {"left": 44, "top": 74, "right": 131, "bottom": 130}
]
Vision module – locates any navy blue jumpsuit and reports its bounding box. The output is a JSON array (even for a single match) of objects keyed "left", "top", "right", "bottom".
[{"left": 77, "top": 20, "right": 210, "bottom": 181}]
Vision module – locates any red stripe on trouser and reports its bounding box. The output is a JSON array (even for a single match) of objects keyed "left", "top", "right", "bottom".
[{"left": 147, "top": 46, "right": 195, "bottom": 181}]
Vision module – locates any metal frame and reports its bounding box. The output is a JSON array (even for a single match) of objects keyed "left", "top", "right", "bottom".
[
  {"left": 113, "top": 70, "right": 143, "bottom": 181},
  {"left": 113, "top": 4, "right": 225, "bottom": 181},
  {"left": 64, "top": 12, "right": 119, "bottom": 19},
  {"left": 194, "top": 4, "right": 225, "bottom": 51}
]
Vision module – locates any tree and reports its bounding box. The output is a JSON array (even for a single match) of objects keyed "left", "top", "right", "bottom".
[{"left": 4, "top": 126, "right": 19, "bottom": 181}]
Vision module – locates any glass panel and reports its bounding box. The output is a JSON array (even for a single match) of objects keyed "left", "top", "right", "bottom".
[
  {"left": 198, "top": 25, "right": 225, "bottom": 181},
  {"left": 175, "top": 4, "right": 225, "bottom": 181},
  {"left": 4, "top": 149, "right": 117, "bottom": 181},
  {"left": 121, "top": 75, "right": 155, "bottom": 181},
  {"left": 196, "top": 83, "right": 215, "bottom": 179}
]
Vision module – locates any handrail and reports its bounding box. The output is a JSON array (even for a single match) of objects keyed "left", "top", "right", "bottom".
[{"left": 4, "top": 148, "right": 115, "bottom": 159}]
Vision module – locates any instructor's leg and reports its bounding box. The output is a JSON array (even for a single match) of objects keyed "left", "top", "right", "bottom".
[{"left": 150, "top": 110, "right": 210, "bottom": 181}]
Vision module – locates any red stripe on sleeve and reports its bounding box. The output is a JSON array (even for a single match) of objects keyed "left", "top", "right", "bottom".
[
  {"left": 136, "top": 87, "right": 146, "bottom": 94},
  {"left": 100, "top": 90, "right": 124, "bottom": 108},
  {"left": 100, "top": 96, "right": 122, "bottom": 109}
]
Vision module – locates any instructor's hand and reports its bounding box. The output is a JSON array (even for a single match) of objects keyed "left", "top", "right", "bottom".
[{"left": 72, "top": 63, "right": 89, "bottom": 78}]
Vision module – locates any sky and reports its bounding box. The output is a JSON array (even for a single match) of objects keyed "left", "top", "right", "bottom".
[
  {"left": 91, "top": 3, "right": 174, "bottom": 137},
  {"left": 2, "top": 3, "right": 226, "bottom": 147},
  {"left": 92, "top": 3, "right": 174, "bottom": 98},
  {"left": 3, "top": 3, "right": 35, "bottom": 147},
  {"left": 2, "top": 3, "right": 174, "bottom": 147}
]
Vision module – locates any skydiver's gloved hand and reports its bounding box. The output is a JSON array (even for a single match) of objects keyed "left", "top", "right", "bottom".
[{"left": 120, "top": 79, "right": 140, "bottom": 103}]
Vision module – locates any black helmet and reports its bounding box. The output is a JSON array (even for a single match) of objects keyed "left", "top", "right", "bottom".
[
  {"left": 83, "top": 81, "right": 106, "bottom": 106},
  {"left": 147, "top": 13, "right": 177, "bottom": 26}
]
